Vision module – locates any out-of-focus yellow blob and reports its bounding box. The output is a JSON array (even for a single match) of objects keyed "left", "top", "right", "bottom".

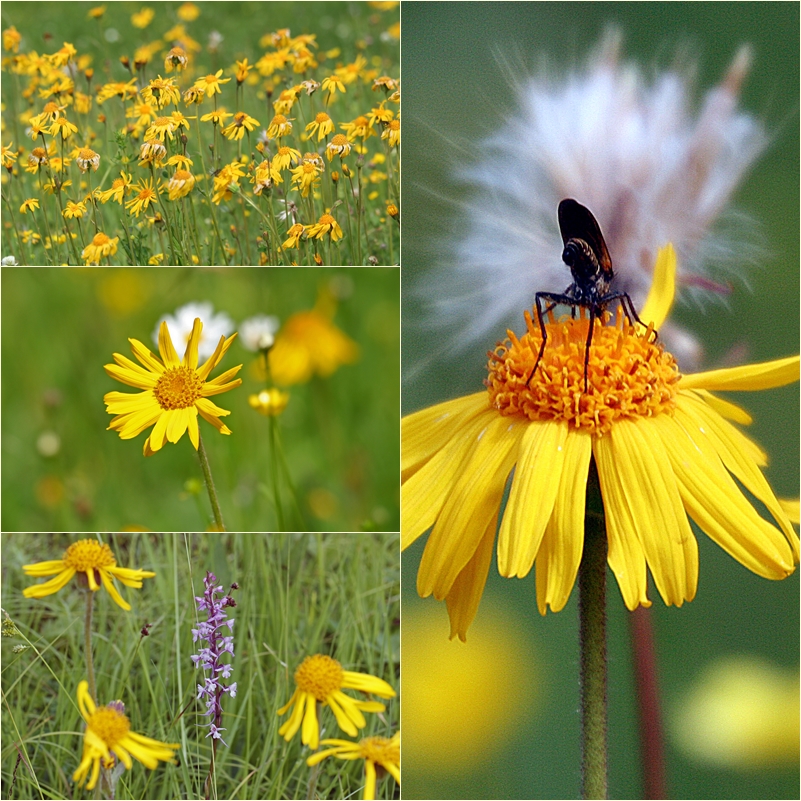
[
  {"left": 97, "top": 270, "right": 150, "bottom": 316},
  {"left": 671, "top": 655, "right": 800, "bottom": 768},
  {"left": 402, "top": 601, "right": 538, "bottom": 771}
]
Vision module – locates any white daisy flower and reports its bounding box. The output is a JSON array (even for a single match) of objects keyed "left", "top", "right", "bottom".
[
  {"left": 153, "top": 302, "right": 235, "bottom": 360},
  {"left": 239, "top": 314, "right": 281, "bottom": 351}
]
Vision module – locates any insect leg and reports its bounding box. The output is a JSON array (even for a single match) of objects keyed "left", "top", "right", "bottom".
[{"left": 583, "top": 305, "right": 595, "bottom": 394}]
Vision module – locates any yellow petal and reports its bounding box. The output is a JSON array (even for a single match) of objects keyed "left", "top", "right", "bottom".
[
  {"left": 445, "top": 514, "right": 496, "bottom": 641},
  {"left": 498, "top": 421, "right": 569, "bottom": 578},
  {"left": 607, "top": 418, "right": 698, "bottom": 606},
  {"left": 402, "top": 409, "right": 496, "bottom": 549},
  {"left": 534, "top": 430, "right": 592, "bottom": 614},
  {"left": 183, "top": 317, "right": 202, "bottom": 369},
  {"left": 681, "top": 355, "right": 800, "bottom": 391},
  {"left": 417, "top": 415, "right": 523, "bottom": 599},
  {"left": 158, "top": 321, "right": 181, "bottom": 368},
  {"left": 639, "top": 243, "right": 676, "bottom": 329}
]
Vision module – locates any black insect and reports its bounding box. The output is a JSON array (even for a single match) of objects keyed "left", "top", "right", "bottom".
[{"left": 527, "top": 198, "right": 653, "bottom": 393}]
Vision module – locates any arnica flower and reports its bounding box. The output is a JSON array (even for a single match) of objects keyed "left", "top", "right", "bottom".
[
  {"left": 2, "top": 142, "right": 17, "bottom": 168},
  {"left": 307, "top": 212, "right": 343, "bottom": 243},
  {"left": 82, "top": 232, "right": 119, "bottom": 265},
  {"left": 321, "top": 74, "right": 346, "bottom": 96},
  {"left": 266, "top": 113, "right": 292, "bottom": 138},
  {"left": 221, "top": 111, "right": 260, "bottom": 141},
  {"left": 23, "top": 538, "right": 155, "bottom": 611},
  {"left": 282, "top": 223, "right": 305, "bottom": 250},
  {"left": 325, "top": 133, "right": 352, "bottom": 161},
  {"left": 145, "top": 115, "right": 178, "bottom": 142},
  {"left": 95, "top": 172, "right": 132, "bottom": 205},
  {"left": 290, "top": 161, "right": 322, "bottom": 197},
  {"left": 19, "top": 198, "right": 39, "bottom": 214},
  {"left": 194, "top": 69, "right": 231, "bottom": 98},
  {"left": 277, "top": 654, "right": 396, "bottom": 750},
  {"left": 131, "top": 7, "right": 155, "bottom": 29},
  {"left": 138, "top": 138, "right": 167, "bottom": 167},
  {"left": 104, "top": 317, "right": 242, "bottom": 456},
  {"left": 125, "top": 177, "right": 161, "bottom": 217},
  {"left": 167, "top": 169, "right": 195, "bottom": 200},
  {"left": 272, "top": 145, "right": 302, "bottom": 172},
  {"left": 402, "top": 246, "right": 799, "bottom": 641},
  {"left": 76, "top": 147, "right": 100, "bottom": 173},
  {"left": 63, "top": 200, "right": 88, "bottom": 219},
  {"left": 164, "top": 46, "right": 188, "bottom": 73},
  {"left": 305, "top": 111, "right": 334, "bottom": 141},
  {"left": 27, "top": 147, "right": 49, "bottom": 169},
  {"left": 269, "top": 302, "right": 359, "bottom": 386},
  {"left": 73, "top": 681, "right": 178, "bottom": 791},
  {"left": 49, "top": 115, "right": 78, "bottom": 139},
  {"left": 307, "top": 732, "right": 400, "bottom": 801},
  {"left": 381, "top": 118, "right": 400, "bottom": 148},
  {"left": 248, "top": 387, "right": 290, "bottom": 416}
]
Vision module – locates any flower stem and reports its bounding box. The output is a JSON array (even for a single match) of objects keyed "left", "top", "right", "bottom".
[
  {"left": 630, "top": 605, "right": 667, "bottom": 799},
  {"left": 579, "top": 459, "right": 608, "bottom": 800},
  {"left": 197, "top": 432, "right": 226, "bottom": 531},
  {"left": 84, "top": 589, "right": 97, "bottom": 703}
]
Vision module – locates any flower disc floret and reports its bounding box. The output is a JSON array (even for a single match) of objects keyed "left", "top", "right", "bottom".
[
  {"left": 295, "top": 654, "right": 344, "bottom": 700},
  {"left": 63, "top": 539, "right": 116, "bottom": 572},
  {"left": 487, "top": 311, "right": 679, "bottom": 436}
]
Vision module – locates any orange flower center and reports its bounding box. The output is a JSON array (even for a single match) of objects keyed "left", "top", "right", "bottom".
[
  {"left": 330, "top": 134, "right": 348, "bottom": 147},
  {"left": 63, "top": 539, "right": 116, "bottom": 571},
  {"left": 318, "top": 214, "right": 335, "bottom": 226},
  {"left": 87, "top": 706, "right": 131, "bottom": 747},
  {"left": 486, "top": 309, "right": 680, "bottom": 436},
  {"left": 273, "top": 114, "right": 287, "bottom": 125},
  {"left": 154, "top": 366, "right": 203, "bottom": 410},
  {"left": 359, "top": 735, "right": 398, "bottom": 763},
  {"left": 315, "top": 112, "right": 330, "bottom": 123},
  {"left": 92, "top": 232, "right": 110, "bottom": 246},
  {"left": 154, "top": 116, "right": 171, "bottom": 127},
  {"left": 294, "top": 654, "right": 343, "bottom": 701}
]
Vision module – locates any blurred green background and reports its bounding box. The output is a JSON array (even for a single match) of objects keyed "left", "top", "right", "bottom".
[
  {"left": 402, "top": 2, "right": 799, "bottom": 799},
  {"left": 1, "top": 267, "right": 399, "bottom": 532}
]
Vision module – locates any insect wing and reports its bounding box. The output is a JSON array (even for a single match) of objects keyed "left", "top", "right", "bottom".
[{"left": 557, "top": 199, "right": 613, "bottom": 280}]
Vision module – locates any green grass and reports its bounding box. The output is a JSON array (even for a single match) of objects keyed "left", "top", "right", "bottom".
[
  {"left": 1, "top": 1, "right": 400, "bottom": 265},
  {"left": 1, "top": 267, "right": 400, "bottom": 532},
  {"left": 1, "top": 532, "right": 400, "bottom": 800}
]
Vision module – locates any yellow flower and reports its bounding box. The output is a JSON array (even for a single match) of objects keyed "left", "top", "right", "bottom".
[
  {"left": 266, "top": 113, "right": 292, "bottom": 138},
  {"left": 88, "top": 6, "right": 106, "bottom": 19},
  {"left": 164, "top": 46, "right": 188, "bottom": 73},
  {"left": 307, "top": 732, "right": 400, "bottom": 800},
  {"left": 211, "top": 160, "right": 246, "bottom": 204},
  {"left": 103, "top": 318, "right": 242, "bottom": 456},
  {"left": 289, "top": 161, "right": 321, "bottom": 197},
  {"left": 73, "top": 681, "right": 178, "bottom": 790},
  {"left": 269, "top": 303, "right": 359, "bottom": 386},
  {"left": 194, "top": 69, "right": 231, "bottom": 98},
  {"left": 282, "top": 223, "right": 305, "bottom": 249},
  {"left": 49, "top": 115, "right": 78, "bottom": 139},
  {"left": 131, "top": 7, "right": 155, "bottom": 29},
  {"left": 3, "top": 25, "right": 22, "bottom": 53},
  {"left": 340, "top": 115, "right": 373, "bottom": 140},
  {"left": 200, "top": 109, "right": 233, "bottom": 126},
  {"left": 63, "top": 199, "right": 88, "bottom": 219},
  {"left": 221, "top": 111, "right": 260, "bottom": 141},
  {"left": 145, "top": 115, "right": 178, "bottom": 142},
  {"left": 325, "top": 133, "right": 351, "bottom": 161},
  {"left": 321, "top": 75, "right": 346, "bottom": 96},
  {"left": 142, "top": 76, "right": 181, "bottom": 109},
  {"left": 23, "top": 538, "right": 155, "bottom": 611},
  {"left": 177, "top": 2, "right": 200, "bottom": 21},
  {"left": 125, "top": 177, "right": 161, "bottom": 217},
  {"left": 235, "top": 58, "right": 252, "bottom": 84},
  {"left": 251, "top": 159, "right": 282, "bottom": 194},
  {"left": 26, "top": 147, "right": 49, "bottom": 171},
  {"left": 305, "top": 111, "right": 334, "bottom": 142},
  {"left": 248, "top": 387, "right": 290, "bottom": 416},
  {"left": 306, "top": 213, "right": 343, "bottom": 243},
  {"left": 167, "top": 169, "right": 195, "bottom": 200},
  {"left": 138, "top": 138, "right": 167, "bottom": 166},
  {"left": 94, "top": 172, "right": 133, "bottom": 205},
  {"left": 382, "top": 118, "right": 400, "bottom": 148},
  {"left": 76, "top": 147, "right": 100, "bottom": 172},
  {"left": 19, "top": 198, "right": 39, "bottom": 214},
  {"left": 2, "top": 141, "right": 18, "bottom": 168},
  {"left": 82, "top": 232, "right": 119, "bottom": 264},
  {"left": 402, "top": 245, "right": 800, "bottom": 640},
  {"left": 272, "top": 145, "right": 302, "bottom": 172},
  {"left": 96, "top": 79, "right": 138, "bottom": 104},
  {"left": 277, "top": 654, "right": 396, "bottom": 749}
]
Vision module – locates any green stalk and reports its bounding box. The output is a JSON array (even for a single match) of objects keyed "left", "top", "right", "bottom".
[
  {"left": 197, "top": 432, "right": 226, "bottom": 531},
  {"left": 579, "top": 459, "right": 608, "bottom": 800},
  {"left": 84, "top": 589, "right": 97, "bottom": 703}
]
